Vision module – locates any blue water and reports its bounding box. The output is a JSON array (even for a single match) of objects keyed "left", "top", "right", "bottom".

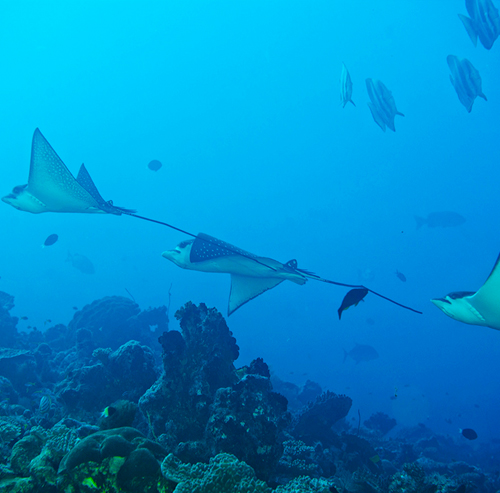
[{"left": 1, "top": 0, "right": 499, "bottom": 446}]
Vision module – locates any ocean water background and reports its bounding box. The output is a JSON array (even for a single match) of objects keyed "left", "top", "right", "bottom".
[{"left": 0, "top": 0, "right": 498, "bottom": 445}]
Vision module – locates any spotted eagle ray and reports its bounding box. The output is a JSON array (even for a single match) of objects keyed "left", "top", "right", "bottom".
[
  {"left": 162, "top": 233, "right": 422, "bottom": 316},
  {"left": 2, "top": 128, "right": 134, "bottom": 215},
  {"left": 431, "top": 252, "right": 500, "bottom": 330},
  {"left": 2, "top": 129, "right": 422, "bottom": 318}
]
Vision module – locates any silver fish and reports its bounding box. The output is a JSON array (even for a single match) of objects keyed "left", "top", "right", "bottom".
[
  {"left": 366, "top": 79, "right": 404, "bottom": 132},
  {"left": 343, "top": 344, "right": 379, "bottom": 364},
  {"left": 67, "top": 252, "right": 95, "bottom": 275},
  {"left": 459, "top": 0, "right": 500, "bottom": 50},
  {"left": 447, "top": 55, "right": 487, "bottom": 113},
  {"left": 340, "top": 63, "right": 355, "bottom": 108}
]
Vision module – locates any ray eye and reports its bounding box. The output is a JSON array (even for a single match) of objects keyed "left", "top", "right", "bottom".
[
  {"left": 437, "top": 298, "right": 451, "bottom": 304},
  {"left": 12, "top": 184, "right": 27, "bottom": 194}
]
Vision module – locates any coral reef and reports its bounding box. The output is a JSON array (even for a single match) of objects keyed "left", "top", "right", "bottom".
[
  {"left": 297, "top": 380, "right": 322, "bottom": 407},
  {"left": 0, "top": 348, "right": 37, "bottom": 390},
  {"left": 290, "top": 391, "right": 352, "bottom": 445},
  {"left": 205, "top": 373, "right": 290, "bottom": 480},
  {"left": 67, "top": 296, "right": 168, "bottom": 351},
  {"left": 276, "top": 439, "right": 321, "bottom": 478},
  {"left": 141, "top": 303, "right": 290, "bottom": 480},
  {"left": 161, "top": 452, "right": 272, "bottom": 492},
  {"left": 274, "top": 476, "right": 336, "bottom": 492},
  {"left": 140, "top": 302, "right": 239, "bottom": 444},
  {"left": 56, "top": 426, "right": 168, "bottom": 492},
  {"left": 55, "top": 339, "right": 157, "bottom": 411},
  {"left": 364, "top": 412, "right": 397, "bottom": 436},
  {"left": 0, "top": 291, "right": 498, "bottom": 493},
  {"left": 0, "top": 291, "right": 17, "bottom": 348}
]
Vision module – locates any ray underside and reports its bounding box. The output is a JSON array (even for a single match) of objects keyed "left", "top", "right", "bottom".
[
  {"left": 229, "top": 275, "right": 285, "bottom": 315},
  {"left": 469, "top": 252, "right": 500, "bottom": 326}
]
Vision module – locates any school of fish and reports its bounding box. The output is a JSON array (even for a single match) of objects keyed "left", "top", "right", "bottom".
[{"left": 340, "top": 0, "right": 497, "bottom": 122}]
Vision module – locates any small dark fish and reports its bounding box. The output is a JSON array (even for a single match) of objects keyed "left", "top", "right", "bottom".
[
  {"left": 369, "top": 454, "right": 380, "bottom": 463},
  {"left": 461, "top": 428, "right": 478, "bottom": 440},
  {"left": 44, "top": 319, "right": 52, "bottom": 325},
  {"left": 366, "top": 317, "right": 375, "bottom": 326},
  {"left": 445, "top": 418, "right": 453, "bottom": 424},
  {"left": 72, "top": 306, "right": 78, "bottom": 310},
  {"left": 20, "top": 316, "right": 28, "bottom": 320},
  {"left": 415, "top": 211, "right": 466, "bottom": 229},
  {"left": 343, "top": 343, "right": 379, "bottom": 364},
  {"left": 39, "top": 395, "right": 51, "bottom": 414},
  {"left": 329, "top": 487, "right": 340, "bottom": 493},
  {"left": 147, "top": 159, "right": 162, "bottom": 171},
  {"left": 338, "top": 288, "right": 368, "bottom": 319},
  {"left": 452, "top": 486, "right": 466, "bottom": 493},
  {"left": 43, "top": 234, "right": 59, "bottom": 247},
  {"left": 395, "top": 270, "right": 406, "bottom": 282},
  {"left": 67, "top": 252, "right": 95, "bottom": 275}
]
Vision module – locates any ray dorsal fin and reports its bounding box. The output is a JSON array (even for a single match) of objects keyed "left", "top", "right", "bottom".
[
  {"left": 76, "top": 163, "right": 107, "bottom": 205},
  {"left": 28, "top": 128, "right": 100, "bottom": 211},
  {"left": 77, "top": 163, "right": 136, "bottom": 215},
  {"left": 228, "top": 275, "right": 284, "bottom": 315}
]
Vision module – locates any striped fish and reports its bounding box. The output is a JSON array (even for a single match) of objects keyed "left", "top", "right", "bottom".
[{"left": 340, "top": 63, "right": 355, "bottom": 108}]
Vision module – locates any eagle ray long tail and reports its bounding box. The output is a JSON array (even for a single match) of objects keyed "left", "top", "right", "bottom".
[
  {"left": 125, "top": 212, "right": 422, "bottom": 315},
  {"left": 299, "top": 269, "right": 422, "bottom": 314}
]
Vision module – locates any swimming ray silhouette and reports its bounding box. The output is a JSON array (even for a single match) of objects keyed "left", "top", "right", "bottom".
[
  {"left": 159, "top": 230, "right": 423, "bottom": 316},
  {"left": 2, "top": 128, "right": 422, "bottom": 316}
]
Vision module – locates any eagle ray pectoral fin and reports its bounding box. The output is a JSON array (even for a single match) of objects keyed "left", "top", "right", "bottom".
[{"left": 228, "top": 275, "right": 284, "bottom": 315}]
